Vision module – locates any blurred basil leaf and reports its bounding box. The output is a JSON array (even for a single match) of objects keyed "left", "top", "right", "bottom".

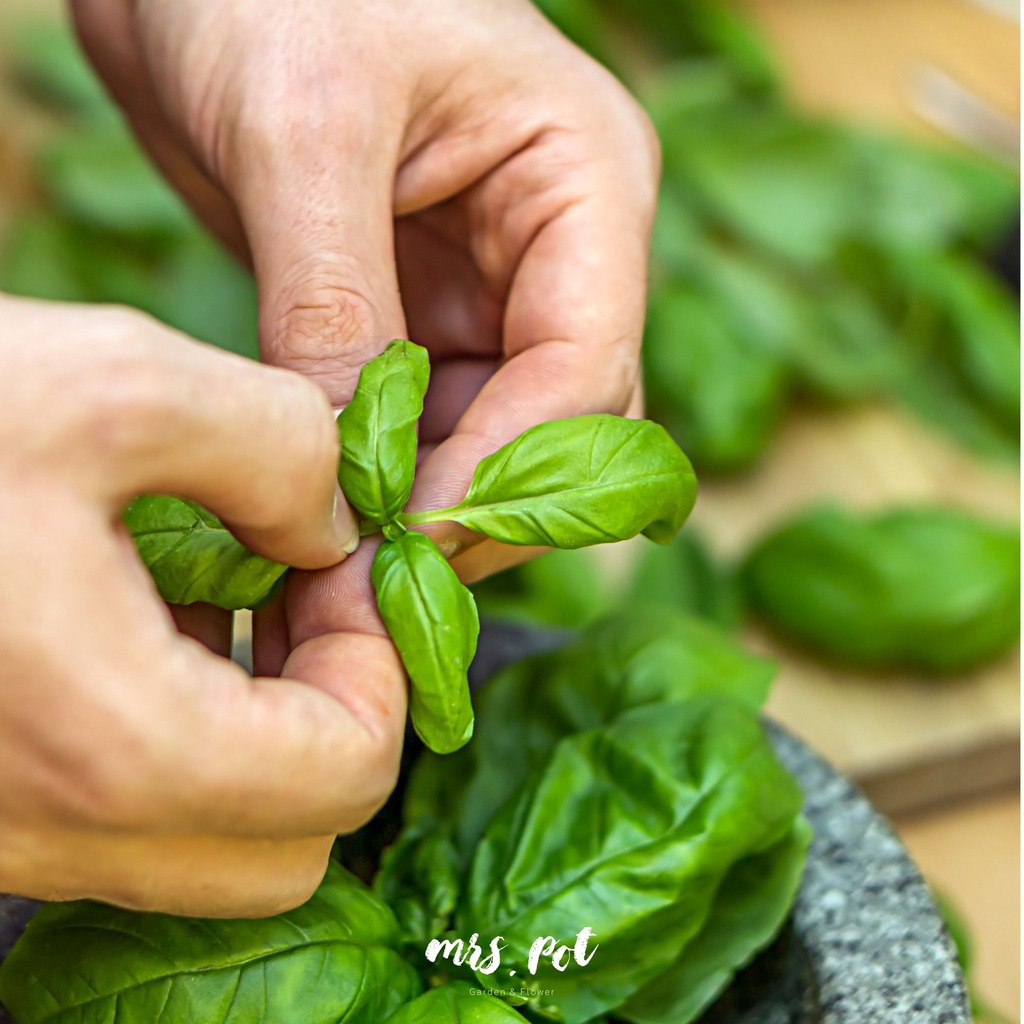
[{"left": 743, "top": 505, "right": 1021, "bottom": 673}]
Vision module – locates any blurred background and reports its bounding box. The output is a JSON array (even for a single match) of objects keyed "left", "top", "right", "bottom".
[{"left": 0, "top": 0, "right": 1018, "bottom": 1020}]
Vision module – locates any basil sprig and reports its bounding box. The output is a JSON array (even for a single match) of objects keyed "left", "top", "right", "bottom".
[{"left": 124, "top": 341, "right": 698, "bottom": 753}]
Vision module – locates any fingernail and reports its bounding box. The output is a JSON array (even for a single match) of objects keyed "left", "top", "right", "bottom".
[
  {"left": 333, "top": 484, "right": 359, "bottom": 554},
  {"left": 437, "top": 538, "right": 461, "bottom": 559}
]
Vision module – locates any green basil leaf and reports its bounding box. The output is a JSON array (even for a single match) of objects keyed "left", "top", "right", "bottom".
[
  {"left": 11, "top": 20, "right": 117, "bottom": 124},
  {"left": 644, "top": 284, "right": 787, "bottom": 472},
  {"left": 743, "top": 505, "right": 1021, "bottom": 673},
  {"left": 385, "top": 982, "right": 523, "bottom": 1023},
  {"left": 619, "top": 818, "right": 811, "bottom": 1024},
  {"left": 456, "top": 699, "right": 803, "bottom": 1023},
  {"left": 371, "top": 531, "right": 479, "bottom": 754},
  {"left": 410, "top": 609, "right": 775, "bottom": 864},
  {"left": 470, "top": 548, "right": 613, "bottom": 629},
  {"left": 124, "top": 495, "right": 286, "bottom": 610},
  {"left": 0, "top": 862, "right": 422, "bottom": 1024},
  {"left": 39, "top": 126, "right": 194, "bottom": 238},
  {"left": 375, "top": 820, "right": 463, "bottom": 950},
  {"left": 626, "top": 529, "right": 745, "bottom": 632},
  {"left": 682, "top": 113, "right": 857, "bottom": 267},
  {"left": 338, "top": 340, "right": 429, "bottom": 526},
  {"left": 403, "top": 415, "right": 696, "bottom": 547}
]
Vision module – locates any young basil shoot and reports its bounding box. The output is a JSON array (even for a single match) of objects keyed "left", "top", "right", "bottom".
[{"left": 124, "top": 340, "right": 698, "bottom": 754}]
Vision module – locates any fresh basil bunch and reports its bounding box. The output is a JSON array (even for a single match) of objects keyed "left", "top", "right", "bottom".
[
  {"left": 742, "top": 505, "right": 1021, "bottom": 673},
  {"left": 125, "top": 340, "right": 697, "bottom": 754},
  {"left": 376, "top": 610, "right": 809, "bottom": 1024},
  {"left": 0, "top": 612, "right": 808, "bottom": 1024}
]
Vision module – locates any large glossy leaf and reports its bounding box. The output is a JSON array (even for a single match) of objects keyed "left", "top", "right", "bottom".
[
  {"left": 403, "top": 415, "right": 696, "bottom": 547},
  {"left": 124, "top": 495, "right": 287, "bottom": 610},
  {"left": 457, "top": 699, "right": 803, "bottom": 1023},
  {"left": 385, "top": 983, "right": 524, "bottom": 1023},
  {"left": 371, "top": 530, "right": 479, "bottom": 753},
  {"left": 0, "top": 863, "right": 422, "bottom": 1024},
  {"left": 743, "top": 506, "right": 1021, "bottom": 673},
  {"left": 403, "top": 609, "right": 776, "bottom": 865},
  {"left": 338, "top": 340, "right": 429, "bottom": 527},
  {"left": 619, "top": 818, "right": 812, "bottom": 1023}
]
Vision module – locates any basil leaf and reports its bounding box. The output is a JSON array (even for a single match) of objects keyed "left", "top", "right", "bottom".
[
  {"left": 456, "top": 699, "right": 804, "bottom": 1023},
  {"left": 0, "top": 862, "right": 422, "bottom": 1024},
  {"left": 619, "top": 818, "right": 812, "bottom": 1023},
  {"left": 375, "top": 820, "right": 463, "bottom": 950},
  {"left": 743, "top": 505, "right": 1021, "bottom": 673},
  {"left": 339, "top": 340, "right": 429, "bottom": 526},
  {"left": 627, "top": 530, "right": 745, "bottom": 632},
  {"left": 403, "top": 415, "right": 696, "bottom": 547},
  {"left": 644, "top": 284, "right": 787, "bottom": 472},
  {"left": 40, "top": 125, "right": 194, "bottom": 238},
  {"left": 408, "top": 609, "right": 776, "bottom": 865},
  {"left": 371, "top": 531, "right": 479, "bottom": 754},
  {"left": 470, "top": 548, "right": 614, "bottom": 629},
  {"left": 124, "top": 495, "right": 287, "bottom": 610},
  {"left": 385, "top": 983, "right": 523, "bottom": 1023}
]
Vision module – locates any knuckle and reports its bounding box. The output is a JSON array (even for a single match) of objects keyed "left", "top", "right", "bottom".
[
  {"left": 266, "top": 257, "right": 387, "bottom": 403},
  {"left": 270, "top": 259, "right": 382, "bottom": 352}
]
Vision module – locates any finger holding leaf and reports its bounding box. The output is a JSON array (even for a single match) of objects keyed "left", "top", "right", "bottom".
[{"left": 125, "top": 341, "right": 698, "bottom": 754}]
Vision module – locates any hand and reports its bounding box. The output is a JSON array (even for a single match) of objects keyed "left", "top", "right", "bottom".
[
  {"left": 72, "top": 0, "right": 659, "bottom": 588},
  {"left": 0, "top": 295, "right": 404, "bottom": 915}
]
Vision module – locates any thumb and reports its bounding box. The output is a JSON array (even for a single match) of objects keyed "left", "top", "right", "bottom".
[{"left": 232, "top": 117, "right": 407, "bottom": 404}]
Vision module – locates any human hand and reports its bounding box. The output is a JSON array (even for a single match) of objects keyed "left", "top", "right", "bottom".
[
  {"left": 72, "top": 0, "right": 660, "bottom": 586},
  {"left": 0, "top": 295, "right": 404, "bottom": 916}
]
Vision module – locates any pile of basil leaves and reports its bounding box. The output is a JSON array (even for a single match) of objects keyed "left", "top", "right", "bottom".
[{"left": 0, "top": 611, "right": 809, "bottom": 1023}]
